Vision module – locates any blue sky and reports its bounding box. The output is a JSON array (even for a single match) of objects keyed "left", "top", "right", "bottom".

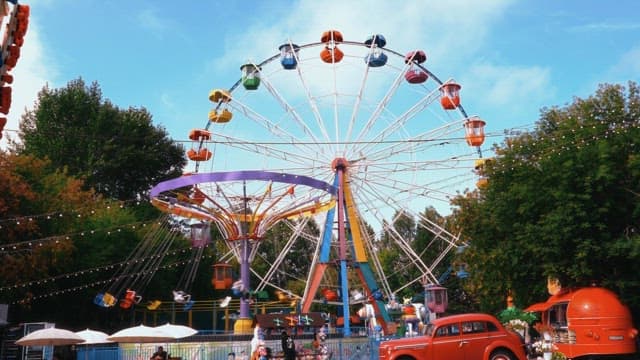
[
  {"left": 1, "top": 0, "right": 639, "bottom": 220},
  {"left": 3, "top": 0, "right": 638, "bottom": 148}
]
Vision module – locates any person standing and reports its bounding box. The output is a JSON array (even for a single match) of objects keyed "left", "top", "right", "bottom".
[
  {"left": 151, "top": 346, "right": 167, "bottom": 360},
  {"left": 281, "top": 331, "right": 296, "bottom": 360}
]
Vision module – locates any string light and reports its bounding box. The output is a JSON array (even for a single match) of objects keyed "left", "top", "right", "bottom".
[
  {"left": 486, "top": 118, "right": 639, "bottom": 177},
  {"left": 0, "top": 199, "right": 144, "bottom": 229},
  {"left": 0, "top": 242, "right": 208, "bottom": 291},
  {"left": 0, "top": 221, "right": 154, "bottom": 254},
  {"left": 7, "top": 252, "right": 217, "bottom": 305}
]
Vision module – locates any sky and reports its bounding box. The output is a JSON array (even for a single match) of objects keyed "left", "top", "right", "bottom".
[
  {"left": 2, "top": 0, "right": 638, "bottom": 148},
  {"left": 1, "top": 0, "right": 639, "bottom": 206}
]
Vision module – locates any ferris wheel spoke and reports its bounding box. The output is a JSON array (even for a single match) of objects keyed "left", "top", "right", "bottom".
[
  {"left": 355, "top": 88, "right": 442, "bottom": 157},
  {"left": 360, "top": 161, "right": 477, "bottom": 193},
  {"left": 355, "top": 180, "right": 455, "bottom": 243},
  {"left": 353, "top": 166, "right": 473, "bottom": 205},
  {"left": 380, "top": 217, "right": 437, "bottom": 283},
  {"left": 292, "top": 54, "right": 334, "bottom": 146},
  {"left": 257, "top": 71, "right": 326, "bottom": 147},
  {"left": 282, "top": 218, "right": 321, "bottom": 243},
  {"left": 353, "top": 187, "right": 434, "bottom": 271},
  {"left": 369, "top": 180, "right": 462, "bottom": 255},
  {"left": 329, "top": 50, "right": 341, "bottom": 154},
  {"left": 353, "top": 61, "right": 411, "bottom": 146},
  {"left": 212, "top": 133, "right": 320, "bottom": 168},
  {"left": 250, "top": 265, "right": 307, "bottom": 298},
  {"left": 344, "top": 48, "right": 377, "bottom": 152},
  {"left": 363, "top": 120, "right": 468, "bottom": 163},
  {"left": 226, "top": 98, "right": 322, "bottom": 156},
  {"left": 254, "top": 218, "right": 310, "bottom": 292},
  {"left": 360, "top": 158, "right": 474, "bottom": 175},
  {"left": 356, "top": 213, "right": 394, "bottom": 296}
]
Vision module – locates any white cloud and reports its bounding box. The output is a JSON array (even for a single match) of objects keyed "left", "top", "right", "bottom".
[
  {"left": 201, "top": 0, "right": 519, "bottom": 139},
  {"left": 207, "top": 0, "right": 515, "bottom": 75},
  {"left": 575, "top": 45, "right": 640, "bottom": 99},
  {"left": 1, "top": 4, "right": 57, "bottom": 149},
  {"left": 468, "top": 63, "right": 553, "bottom": 107},
  {"left": 137, "top": 7, "right": 169, "bottom": 39},
  {"left": 160, "top": 92, "right": 176, "bottom": 110},
  {"left": 607, "top": 45, "right": 640, "bottom": 82},
  {"left": 461, "top": 63, "right": 554, "bottom": 133}
]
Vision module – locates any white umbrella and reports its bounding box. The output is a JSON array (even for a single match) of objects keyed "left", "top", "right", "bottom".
[
  {"left": 154, "top": 323, "right": 197, "bottom": 339},
  {"left": 16, "top": 327, "right": 85, "bottom": 346},
  {"left": 75, "top": 329, "right": 113, "bottom": 345},
  {"left": 107, "top": 325, "right": 174, "bottom": 343}
]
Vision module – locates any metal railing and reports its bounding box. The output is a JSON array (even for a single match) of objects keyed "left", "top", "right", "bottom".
[{"left": 76, "top": 333, "right": 381, "bottom": 360}]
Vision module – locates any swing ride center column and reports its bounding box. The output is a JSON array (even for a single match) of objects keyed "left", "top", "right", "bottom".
[
  {"left": 234, "top": 181, "right": 254, "bottom": 334},
  {"left": 233, "top": 232, "right": 254, "bottom": 333}
]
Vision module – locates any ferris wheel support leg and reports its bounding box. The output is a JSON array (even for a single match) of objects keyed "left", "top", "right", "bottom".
[
  {"left": 234, "top": 238, "right": 253, "bottom": 334},
  {"left": 301, "top": 184, "right": 337, "bottom": 313},
  {"left": 301, "top": 263, "right": 329, "bottom": 313},
  {"left": 336, "top": 166, "right": 353, "bottom": 337},
  {"left": 340, "top": 259, "right": 351, "bottom": 337},
  {"left": 356, "top": 263, "right": 392, "bottom": 326}
]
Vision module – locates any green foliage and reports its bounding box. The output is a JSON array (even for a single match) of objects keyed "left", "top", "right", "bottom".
[
  {"left": 0, "top": 152, "right": 163, "bottom": 329},
  {"left": 14, "top": 78, "right": 186, "bottom": 200},
  {"left": 0, "top": 78, "right": 190, "bottom": 329},
  {"left": 452, "top": 82, "right": 640, "bottom": 317},
  {"left": 255, "top": 219, "right": 320, "bottom": 296},
  {"left": 497, "top": 306, "right": 537, "bottom": 324}
]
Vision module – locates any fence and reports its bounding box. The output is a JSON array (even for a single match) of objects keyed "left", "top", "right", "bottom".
[{"left": 76, "top": 334, "right": 380, "bottom": 360}]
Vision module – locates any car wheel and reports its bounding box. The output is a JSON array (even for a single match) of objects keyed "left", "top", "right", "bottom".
[
  {"left": 489, "top": 350, "right": 515, "bottom": 360},
  {"left": 396, "top": 356, "right": 415, "bottom": 360}
]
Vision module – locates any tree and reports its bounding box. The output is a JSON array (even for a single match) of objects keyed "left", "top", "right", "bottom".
[
  {"left": 13, "top": 78, "right": 186, "bottom": 200},
  {"left": 378, "top": 210, "right": 418, "bottom": 297},
  {"left": 0, "top": 151, "right": 156, "bottom": 329},
  {"left": 254, "top": 218, "right": 320, "bottom": 297},
  {"left": 451, "top": 82, "right": 640, "bottom": 316}
]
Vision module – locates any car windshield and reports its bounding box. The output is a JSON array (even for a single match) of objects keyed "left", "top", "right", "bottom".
[{"left": 423, "top": 323, "right": 435, "bottom": 337}]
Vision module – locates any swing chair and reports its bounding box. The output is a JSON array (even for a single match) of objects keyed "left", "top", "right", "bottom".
[
  {"left": 94, "top": 214, "right": 178, "bottom": 309},
  {"left": 172, "top": 222, "right": 211, "bottom": 311}
]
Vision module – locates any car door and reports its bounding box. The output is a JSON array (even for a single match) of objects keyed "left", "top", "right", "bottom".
[
  {"left": 432, "top": 322, "right": 465, "bottom": 360},
  {"left": 460, "top": 320, "right": 490, "bottom": 360}
]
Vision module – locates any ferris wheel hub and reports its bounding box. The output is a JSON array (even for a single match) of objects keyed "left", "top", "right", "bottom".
[{"left": 331, "top": 157, "right": 350, "bottom": 171}]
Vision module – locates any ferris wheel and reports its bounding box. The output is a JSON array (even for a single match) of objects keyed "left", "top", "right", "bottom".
[{"left": 151, "top": 30, "right": 486, "bottom": 333}]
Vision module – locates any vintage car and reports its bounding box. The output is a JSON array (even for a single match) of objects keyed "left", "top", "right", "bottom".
[{"left": 378, "top": 313, "right": 527, "bottom": 360}]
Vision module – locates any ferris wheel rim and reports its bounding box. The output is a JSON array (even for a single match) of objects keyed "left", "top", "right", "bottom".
[{"left": 176, "top": 32, "right": 484, "bottom": 305}]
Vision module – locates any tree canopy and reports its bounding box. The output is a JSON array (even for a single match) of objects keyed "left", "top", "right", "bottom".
[
  {"left": 452, "top": 82, "right": 640, "bottom": 317},
  {"left": 0, "top": 151, "right": 156, "bottom": 328},
  {"left": 13, "top": 78, "right": 186, "bottom": 200}
]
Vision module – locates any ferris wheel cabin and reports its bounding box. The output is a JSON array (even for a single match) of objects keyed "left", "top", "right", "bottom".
[
  {"left": 364, "top": 34, "right": 388, "bottom": 67},
  {"left": 212, "top": 263, "right": 233, "bottom": 290},
  {"left": 279, "top": 43, "right": 300, "bottom": 69},
  {"left": 404, "top": 50, "right": 428, "bottom": 84},
  {"left": 440, "top": 81, "right": 462, "bottom": 110},
  {"left": 320, "top": 30, "right": 344, "bottom": 63},
  {"left": 240, "top": 63, "right": 261, "bottom": 90},
  {"left": 463, "top": 116, "right": 486, "bottom": 147}
]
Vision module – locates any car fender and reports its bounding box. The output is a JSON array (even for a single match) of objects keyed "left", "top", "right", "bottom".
[{"left": 482, "top": 339, "right": 526, "bottom": 360}]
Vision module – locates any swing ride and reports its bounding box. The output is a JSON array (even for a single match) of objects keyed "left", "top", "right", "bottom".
[
  {"left": 145, "top": 30, "right": 488, "bottom": 335},
  {"left": 93, "top": 214, "right": 179, "bottom": 310}
]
